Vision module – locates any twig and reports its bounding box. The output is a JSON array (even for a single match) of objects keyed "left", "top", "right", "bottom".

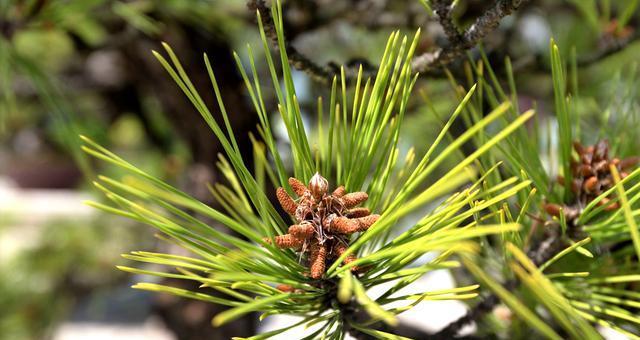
[
  {"left": 248, "top": 0, "right": 527, "bottom": 83},
  {"left": 341, "top": 286, "right": 438, "bottom": 339},
  {"left": 247, "top": 0, "right": 338, "bottom": 84},
  {"left": 509, "top": 27, "right": 639, "bottom": 74},
  {"left": 578, "top": 29, "right": 640, "bottom": 66},
  {"left": 431, "top": 279, "right": 520, "bottom": 340},
  {"left": 412, "top": 0, "right": 528, "bottom": 73},
  {"left": 432, "top": 0, "right": 462, "bottom": 44},
  {"left": 433, "top": 229, "right": 569, "bottom": 338}
]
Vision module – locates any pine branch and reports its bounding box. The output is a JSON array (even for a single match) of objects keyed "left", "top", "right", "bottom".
[
  {"left": 431, "top": 280, "right": 519, "bottom": 340},
  {"left": 433, "top": 228, "right": 571, "bottom": 338},
  {"left": 578, "top": 29, "right": 640, "bottom": 66},
  {"left": 412, "top": 0, "right": 529, "bottom": 72},
  {"left": 339, "top": 282, "right": 444, "bottom": 340},
  {"left": 247, "top": 0, "right": 339, "bottom": 84},
  {"left": 432, "top": 0, "right": 462, "bottom": 45},
  {"left": 248, "top": 0, "right": 529, "bottom": 83},
  {"left": 507, "top": 28, "right": 639, "bottom": 76}
]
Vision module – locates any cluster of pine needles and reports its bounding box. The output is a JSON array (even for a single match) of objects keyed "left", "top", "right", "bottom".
[{"left": 80, "top": 1, "right": 640, "bottom": 338}]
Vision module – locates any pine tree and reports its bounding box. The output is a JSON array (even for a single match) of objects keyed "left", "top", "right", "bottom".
[{"left": 81, "top": 1, "right": 640, "bottom": 338}]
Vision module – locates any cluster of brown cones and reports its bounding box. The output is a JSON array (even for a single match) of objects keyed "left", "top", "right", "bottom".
[
  {"left": 603, "top": 19, "right": 635, "bottom": 40},
  {"left": 545, "top": 140, "right": 638, "bottom": 220},
  {"left": 264, "top": 173, "right": 379, "bottom": 280}
]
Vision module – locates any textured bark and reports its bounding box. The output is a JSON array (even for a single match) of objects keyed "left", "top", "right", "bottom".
[{"left": 412, "top": 0, "right": 529, "bottom": 72}]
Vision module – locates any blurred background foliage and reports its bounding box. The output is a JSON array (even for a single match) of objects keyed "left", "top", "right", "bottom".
[{"left": 0, "top": 0, "right": 638, "bottom": 339}]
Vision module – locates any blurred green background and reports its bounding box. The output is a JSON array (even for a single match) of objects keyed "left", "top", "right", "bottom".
[{"left": 0, "top": 0, "right": 638, "bottom": 339}]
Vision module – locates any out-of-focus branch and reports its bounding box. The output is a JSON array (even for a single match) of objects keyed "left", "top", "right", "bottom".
[
  {"left": 412, "top": 0, "right": 528, "bottom": 72},
  {"left": 432, "top": 231, "right": 566, "bottom": 339},
  {"left": 248, "top": 0, "right": 528, "bottom": 83},
  {"left": 248, "top": 0, "right": 336, "bottom": 84},
  {"left": 578, "top": 29, "right": 640, "bottom": 66},
  {"left": 432, "top": 0, "right": 462, "bottom": 44},
  {"left": 508, "top": 27, "right": 640, "bottom": 74}
]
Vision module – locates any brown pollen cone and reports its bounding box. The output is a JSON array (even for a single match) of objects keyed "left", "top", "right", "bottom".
[
  {"left": 288, "top": 177, "right": 308, "bottom": 196},
  {"left": 264, "top": 234, "right": 303, "bottom": 248},
  {"left": 354, "top": 214, "right": 380, "bottom": 232},
  {"left": 341, "top": 192, "right": 369, "bottom": 208},
  {"left": 265, "top": 174, "right": 379, "bottom": 280},
  {"left": 329, "top": 216, "right": 359, "bottom": 234},
  {"left": 288, "top": 224, "right": 315, "bottom": 239},
  {"left": 546, "top": 140, "right": 637, "bottom": 220},
  {"left": 332, "top": 186, "right": 346, "bottom": 197},
  {"left": 309, "top": 241, "right": 327, "bottom": 279},
  {"left": 276, "top": 284, "right": 295, "bottom": 292},
  {"left": 346, "top": 207, "right": 371, "bottom": 218},
  {"left": 277, "top": 187, "right": 298, "bottom": 215},
  {"left": 332, "top": 241, "right": 359, "bottom": 272}
]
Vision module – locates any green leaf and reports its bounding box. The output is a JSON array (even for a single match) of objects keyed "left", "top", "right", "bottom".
[
  {"left": 212, "top": 293, "right": 292, "bottom": 327},
  {"left": 352, "top": 278, "right": 397, "bottom": 326},
  {"left": 539, "top": 237, "right": 592, "bottom": 272},
  {"left": 610, "top": 165, "right": 640, "bottom": 261},
  {"left": 348, "top": 324, "right": 413, "bottom": 340},
  {"left": 550, "top": 39, "right": 573, "bottom": 202},
  {"left": 618, "top": 0, "right": 639, "bottom": 29},
  {"left": 461, "top": 255, "right": 562, "bottom": 340},
  {"left": 132, "top": 283, "right": 238, "bottom": 306},
  {"left": 507, "top": 243, "right": 601, "bottom": 339},
  {"left": 338, "top": 272, "right": 354, "bottom": 304}
]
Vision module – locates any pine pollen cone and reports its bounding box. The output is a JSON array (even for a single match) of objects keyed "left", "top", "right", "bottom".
[
  {"left": 548, "top": 140, "right": 637, "bottom": 220},
  {"left": 309, "top": 241, "right": 327, "bottom": 279},
  {"left": 264, "top": 173, "right": 379, "bottom": 280}
]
